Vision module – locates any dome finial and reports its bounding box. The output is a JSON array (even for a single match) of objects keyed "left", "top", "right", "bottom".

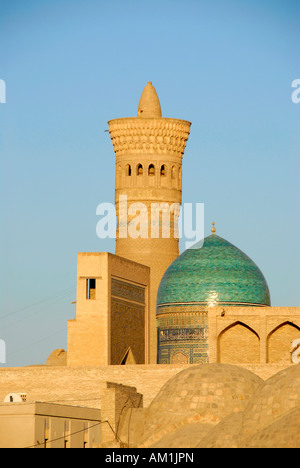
[{"left": 211, "top": 222, "right": 216, "bottom": 235}]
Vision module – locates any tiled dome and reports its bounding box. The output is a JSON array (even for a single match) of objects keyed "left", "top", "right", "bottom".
[{"left": 157, "top": 234, "right": 271, "bottom": 309}]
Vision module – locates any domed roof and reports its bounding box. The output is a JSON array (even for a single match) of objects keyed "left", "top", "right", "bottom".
[
  {"left": 157, "top": 232, "right": 271, "bottom": 309},
  {"left": 138, "top": 364, "right": 262, "bottom": 447},
  {"left": 243, "top": 408, "right": 300, "bottom": 448},
  {"left": 135, "top": 364, "right": 300, "bottom": 449},
  {"left": 147, "top": 363, "right": 262, "bottom": 417},
  {"left": 238, "top": 363, "right": 300, "bottom": 444}
]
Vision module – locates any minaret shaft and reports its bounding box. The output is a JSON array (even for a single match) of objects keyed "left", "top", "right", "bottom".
[{"left": 108, "top": 83, "right": 191, "bottom": 363}]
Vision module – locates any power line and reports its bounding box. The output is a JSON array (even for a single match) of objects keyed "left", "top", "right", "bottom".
[
  {"left": 24, "top": 418, "right": 123, "bottom": 448},
  {"left": 24, "top": 397, "right": 102, "bottom": 404},
  {"left": 6, "top": 326, "right": 67, "bottom": 358},
  {"left": 0, "top": 287, "right": 75, "bottom": 321},
  {"left": 24, "top": 420, "right": 104, "bottom": 448},
  {"left": 0, "top": 290, "right": 74, "bottom": 332},
  {"left": 0, "top": 287, "right": 76, "bottom": 363},
  {"left": 19, "top": 394, "right": 139, "bottom": 448}
]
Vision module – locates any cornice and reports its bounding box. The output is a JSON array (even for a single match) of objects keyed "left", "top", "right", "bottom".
[{"left": 108, "top": 117, "right": 191, "bottom": 156}]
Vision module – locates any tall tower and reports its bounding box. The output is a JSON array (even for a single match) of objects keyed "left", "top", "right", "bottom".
[{"left": 108, "top": 82, "right": 191, "bottom": 363}]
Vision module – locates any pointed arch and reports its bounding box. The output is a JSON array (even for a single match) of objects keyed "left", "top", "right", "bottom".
[
  {"left": 171, "top": 351, "right": 189, "bottom": 364},
  {"left": 148, "top": 164, "right": 155, "bottom": 176},
  {"left": 126, "top": 164, "right": 132, "bottom": 176},
  {"left": 136, "top": 164, "right": 143, "bottom": 176},
  {"left": 160, "top": 164, "right": 166, "bottom": 176},
  {"left": 267, "top": 321, "right": 300, "bottom": 364},
  {"left": 218, "top": 321, "right": 260, "bottom": 364}
]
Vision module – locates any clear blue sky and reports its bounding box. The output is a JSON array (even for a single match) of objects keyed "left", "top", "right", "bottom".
[{"left": 0, "top": 0, "right": 299, "bottom": 367}]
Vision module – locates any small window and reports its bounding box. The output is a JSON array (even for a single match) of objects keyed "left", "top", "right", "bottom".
[
  {"left": 148, "top": 164, "right": 155, "bottom": 176},
  {"left": 126, "top": 164, "right": 131, "bottom": 176},
  {"left": 171, "top": 165, "right": 176, "bottom": 179},
  {"left": 160, "top": 164, "right": 166, "bottom": 176},
  {"left": 87, "top": 278, "right": 96, "bottom": 300},
  {"left": 137, "top": 164, "right": 143, "bottom": 176}
]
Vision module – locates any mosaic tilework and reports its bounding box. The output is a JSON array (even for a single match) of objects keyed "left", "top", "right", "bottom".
[
  {"left": 157, "top": 234, "right": 271, "bottom": 308},
  {"left": 157, "top": 309, "right": 208, "bottom": 364}
]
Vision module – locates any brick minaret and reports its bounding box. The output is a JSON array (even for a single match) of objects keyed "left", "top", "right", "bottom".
[{"left": 108, "top": 82, "right": 191, "bottom": 363}]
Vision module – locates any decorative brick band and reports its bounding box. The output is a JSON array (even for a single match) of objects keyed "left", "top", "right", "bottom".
[
  {"left": 111, "top": 278, "right": 145, "bottom": 304},
  {"left": 108, "top": 117, "right": 191, "bottom": 156}
]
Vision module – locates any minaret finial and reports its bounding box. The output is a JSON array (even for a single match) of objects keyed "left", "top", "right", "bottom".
[
  {"left": 137, "top": 82, "right": 162, "bottom": 118},
  {"left": 211, "top": 222, "right": 216, "bottom": 235}
]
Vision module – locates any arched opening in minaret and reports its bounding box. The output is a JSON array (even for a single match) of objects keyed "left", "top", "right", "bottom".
[
  {"left": 148, "top": 164, "right": 155, "bottom": 176},
  {"left": 137, "top": 164, "right": 143, "bottom": 176},
  {"left": 171, "top": 165, "right": 176, "bottom": 179},
  {"left": 160, "top": 164, "right": 166, "bottom": 176},
  {"left": 126, "top": 164, "right": 131, "bottom": 176}
]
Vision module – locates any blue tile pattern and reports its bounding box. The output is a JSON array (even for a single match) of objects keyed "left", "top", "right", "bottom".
[
  {"left": 157, "top": 324, "right": 209, "bottom": 364},
  {"left": 157, "top": 234, "right": 271, "bottom": 309}
]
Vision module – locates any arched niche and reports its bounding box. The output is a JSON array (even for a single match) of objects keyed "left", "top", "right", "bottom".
[
  {"left": 160, "top": 164, "right": 166, "bottom": 176},
  {"left": 136, "top": 164, "right": 143, "bottom": 176},
  {"left": 217, "top": 321, "right": 260, "bottom": 364},
  {"left": 267, "top": 321, "right": 300, "bottom": 364},
  {"left": 126, "top": 164, "right": 132, "bottom": 176}
]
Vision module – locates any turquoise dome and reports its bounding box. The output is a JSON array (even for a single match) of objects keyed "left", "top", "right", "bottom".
[{"left": 157, "top": 234, "right": 271, "bottom": 310}]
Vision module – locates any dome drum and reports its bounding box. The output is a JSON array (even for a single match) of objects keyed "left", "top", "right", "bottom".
[{"left": 157, "top": 307, "right": 209, "bottom": 364}]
